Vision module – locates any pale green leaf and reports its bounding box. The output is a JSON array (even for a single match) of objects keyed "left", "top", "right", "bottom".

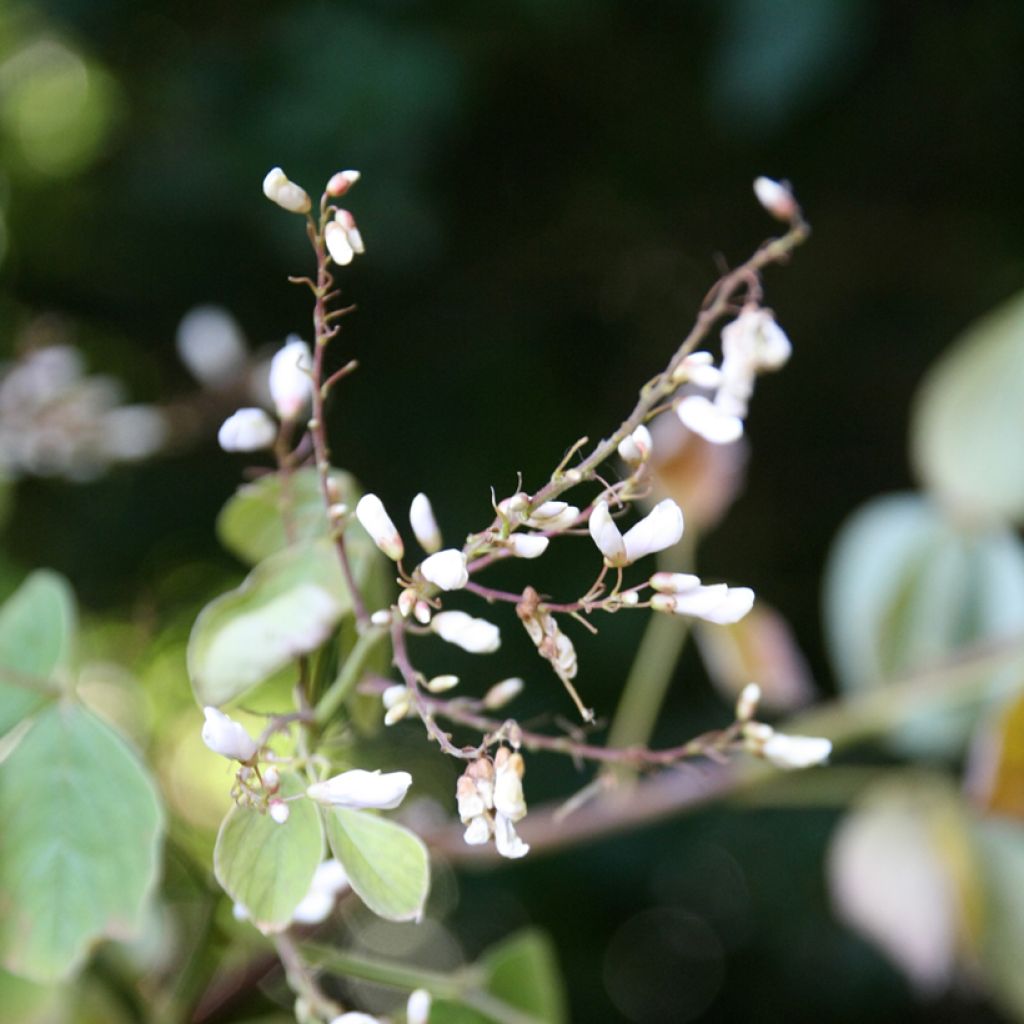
[
  {"left": 324, "top": 807, "right": 429, "bottom": 922},
  {"left": 480, "top": 929, "right": 568, "bottom": 1024},
  {"left": 217, "top": 468, "right": 362, "bottom": 566},
  {"left": 0, "top": 703, "right": 164, "bottom": 982},
  {"left": 0, "top": 570, "right": 76, "bottom": 684},
  {"left": 213, "top": 773, "right": 323, "bottom": 931},
  {"left": 188, "top": 540, "right": 351, "bottom": 706},
  {"left": 911, "top": 289, "right": 1024, "bottom": 525}
]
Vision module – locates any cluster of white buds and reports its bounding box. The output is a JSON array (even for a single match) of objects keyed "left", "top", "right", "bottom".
[
  {"left": 676, "top": 305, "right": 792, "bottom": 446},
  {"left": 456, "top": 748, "right": 530, "bottom": 858},
  {"left": 649, "top": 572, "right": 754, "bottom": 625},
  {"left": 217, "top": 335, "right": 313, "bottom": 451},
  {"left": 306, "top": 768, "right": 413, "bottom": 810},
  {"left": 431, "top": 610, "right": 501, "bottom": 653},
  {"left": 588, "top": 498, "right": 684, "bottom": 568},
  {"left": 736, "top": 682, "right": 832, "bottom": 769},
  {"left": 262, "top": 167, "right": 311, "bottom": 214}
]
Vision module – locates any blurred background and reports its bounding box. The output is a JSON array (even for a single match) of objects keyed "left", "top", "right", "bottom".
[{"left": 2, "top": 1, "right": 1024, "bottom": 1021}]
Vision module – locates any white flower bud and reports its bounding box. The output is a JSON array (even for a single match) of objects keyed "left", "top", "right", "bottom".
[
  {"left": 398, "top": 587, "right": 417, "bottom": 618},
  {"left": 508, "top": 534, "right": 550, "bottom": 559},
  {"left": 463, "top": 814, "right": 492, "bottom": 845},
  {"left": 268, "top": 336, "right": 313, "bottom": 420},
  {"left": 326, "top": 169, "right": 361, "bottom": 197},
  {"left": 262, "top": 167, "right": 311, "bottom": 214},
  {"left": 753, "top": 176, "right": 798, "bottom": 222},
  {"left": 263, "top": 766, "right": 281, "bottom": 791},
  {"left": 736, "top": 682, "right": 761, "bottom": 722},
  {"left": 325, "top": 220, "right": 355, "bottom": 266},
  {"left": 370, "top": 609, "right": 392, "bottom": 626},
  {"left": 527, "top": 501, "right": 579, "bottom": 532},
  {"left": 232, "top": 901, "right": 250, "bottom": 921},
  {"left": 617, "top": 424, "right": 654, "bottom": 465},
  {"left": 426, "top": 674, "right": 459, "bottom": 693},
  {"left": 176, "top": 305, "right": 247, "bottom": 387},
  {"left": 382, "top": 685, "right": 411, "bottom": 726},
  {"left": 456, "top": 774, "right": 488, "bottom": 821},
  {"left": 414, "top": 600, "right": 432, "bottom": 625},
  {"left": 484, "top": 677, "right": 524, "bottom": 710},
  {"left": 409, "top": 492, "right": 442, "bottom": 553},
  {"left": 588, "top": 501, "right": 627, "bottom": 566},
  {"left": 651, "top": 583, "right": 754, "bottom": 625},
  {"left": 420, "top": 548, "right": 469, "bottom": 591},
  {"left": 493, "top": 749, "right": 527, "bottom": 821},
  {"left": 201, "top": 707, "right": 259, "bottom": 762},
  {"left": 355, "top": 494, "right": 405, "bottom": 561},
  {"left": 649, "top": 572, "right": 702, "bottom": 594},
  {"left": 269, "top": 800, "right": 290, "bottom": 824},
  {"left": 431, "top": 611, "right": 501, "bottom": 653},
  {"left": 671, "top": 351, "right": 724, "bottom": 389},
  {"left": 621, "top": 590, "right": 639, "bottom": 606},
  {"left": 621, "top": 499, "right": 684, "bottom": 564},
  {"left": 306, "top": 769, "right": 413, "bottom": 810},
  {"left": 761, "top": 732, "right": 832, "bottom": 770},
  {"left": 329, "top": 502, "right": 349, "bottom": 523},
  {"left": 407, "top": 989, "right": 432, "bottom": 1024},
  {"left": 493, "top": 813, "right": 530, "bottom": 859},
  {"left": 217, "top": 407, "right": 278, "bottom": 452},
  {"left": 677, "top": 395, "right": 744, "bottom": 445}
]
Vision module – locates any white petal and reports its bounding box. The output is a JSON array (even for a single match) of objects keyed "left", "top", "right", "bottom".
[
  {"left": 325, "top": 221, "right": 354, "bottom": 266},
  {"left": 463, "top": 815, "right": 492, "bottom": 845},
  {"left": 493, "top": 814, "right": 530, "bottom": 859},
  {"left": 618, "top": 424, "right": 653, "bottom": 465},
  {"left": 622, "top": 499, "right": 684, "bottom": 564},
  {"left": 588, "top": 501, "right": 627, "bottom": 565},
  {"left": 677, "top": 395, "right": 744, "bottom": 445},
  {"left": 355, "top": 494, "right": 404, "bottom": 561},
  {"left": 420, "top": 549, "right": 469, "bottom": 591},
  {"left": 306, "top": 769, "right": 412, "bottom": 809},
  {"left": 649, "top": 572, "right": 701, "bottom": 594},
  {"left": 262, "top": 167, "right": 312, "bottom": 214},
  {"left": 268, "top": 336, "right": 313, "bottom": 420},
  {"left": 201, "top": 707, "right": 258, "bottom": 762},
  {"left": 508, "top": 534, "right": 550, "bottom": 559}
]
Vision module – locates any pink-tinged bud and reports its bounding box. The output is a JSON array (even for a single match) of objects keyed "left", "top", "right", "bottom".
[
  {"left": 677, "top": 394, "right": 744, "bottom": 445},
  {"left": 268, "top": 336, "right": 313, "bottom": 420},
  {"left": 736, "top": 682, "right": 761, "bottom": 722},
  {"left": 268, "top": 800, "right": 290, "bottom": 824},
  {"left": 483, "top": 677, "right": 524, "bottom": 710},
  {"left": 217, "top": 407, "right": 277, "bottom": 452},
  {"left": 398, "top": 587, "right": 417, "bottom": 618},
  {"left": 409, "top": 492, "right": 442, "bottom": 553},
  {"left": 420, "top": 548, "right": 469, "bottom": 591},
  {"left": 201, "top": 707, "right": 258, "bottom": 762},
  {"left": 262, "top": 167, "right": 311, "bottom": 214},
  {"left": 355, "top": 494, "right": 405, "bottom": 561},
  {"left": 263, "top": 766, "right": 281, "bottom": 791},
  {"left": 753, "top": 176, "right": 798, "bottom": 222},
  {"left": 431, "top": 610, "right": 501, "bottom": 653},
  {"left": 414, "top": 599, "right": 432, "bottom": 625},
  {"left": 618, "top": 424, "right": 654, "bottom": 465},
  {"left": 508, "top": 534, "right": 550, "bottom": 559},
  {"left": 326, "top": 169, "right": 361, "bottom": 197},
  {"left": 306, "top": 768, "right": 413, "bottom": 810}
]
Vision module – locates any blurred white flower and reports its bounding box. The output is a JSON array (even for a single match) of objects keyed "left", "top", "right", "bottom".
[
  {"left": 292, "top": 858, "right": 350, "bottom": 925},
  {"left": 406, "top": 988, "right": 432, "bottom": 1024},
  {"left": 307, "top": 769, "right": 413, "bottom": 810},
  {"left": 493, "top": 813, "right": 530, "bottom": 859},
  {"left": 420, "top": 549, "right": 469, "bottom": 591},
  {"left": 175, "top": 305, "right": 247, "bottom": 386},
  {"left": 762, "top": 732, "right": 832, "bottom": 770},
  {"left": 588, "top": 498, "right": 684, "bottom": 567},
  {"left": 753, "top": 176, "right": 798, "bottom": 221},
  {"left": 431, "top": 610, "right": 501, "bottom": 653},
  {"left": 484, "top": 677, "right": 524, "bottom": 710},
  {"left": 201, "top": 707, "right": 258, "bottom": 762},
  {"left": 677, "top": 394, "right": 744, "bottom": 445},
  {"left": 217, "top": 407, "right": 277, "bottom": 452},
  {"left": 268, "top": 336, "right": 313, "bottom": 420}
]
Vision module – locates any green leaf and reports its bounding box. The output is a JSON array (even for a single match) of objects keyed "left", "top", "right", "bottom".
[
  {"left": 217, "top": 468, "right": 361, "bottom": 566},
  {"left": 324, "top": 807, "right": 429, "bottom": 922},
  {"left": 479, "top": 929, "right": 568, "bottom": 1024},
  {"left": 0, "top": 570, "right": 76, "bottom": 684},
  {"left": 188, "top": 540, "right": 352, "bottom": 706},
  {"left": 213, "top": 773, "right": 323, "bottom": 931},
  {"left": 0, "top": 703, "right": 164, "bottom": 982},
  {"left": 911, "top": 288, "right": 1024, "bottom": 525}
]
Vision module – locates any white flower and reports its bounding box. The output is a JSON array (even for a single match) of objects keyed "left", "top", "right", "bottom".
[
  {"left": 456, "top": 774, "right": 490, "bottom": 821},
  {"left": 262, "top": 167, "right": 312, "bottom": 214},
  {"left": 431, "top": 610, "right": 501, "bottom": 653},
  {"left": 355, "top": 494, "right": 405, "bottom": 562},
  {"left": 508, "top": 534, "right": 549, "bottom": 559},
  {"left": 753, "top": 176, "right": 798, "bottom": 222},
  {"left": 493, "top": 749, "right": 527, "bottom": 822},
  {"left": 306, "top": 768, "right": 412, "bottom": 810},
  {"left": 677, "top": 394, "right": 744, "bottom": 445},
  {"left": 526, "top": 501, "right": 579, "bottom": 532},
  {"left": 618, "top": 424, "right": 653, "bottom": 465},
  {"left": 217, "top": 407, "right": 277, "bottom": 452},
  {"left": 463, "top": 815, "right": 492, "bottom": 845},
  {"left": 650, "top": 581, "right": 754, "bottom": 625},
  {"left": 761, "top": 732, "right": 832, "bottom": 770},
  {"left": 484, "top": 677, "right": 524, "bottom": 710},
  {"left": 409, "top": 492, "right": 442, "bottom": 553},
  {"left": 722, "top": 308, "right": 792, "bottom": 374},
  {"left": 494, "top": 813, "right": 530, "bottom": 859},
  {"left": 407, "top": 989, "right": 432, "bottom": 1024},
  {"left": 588, "top": 499, "right": 684, "bottom": 567},
  {"left": 201, "top": 707, "right": 258, "bottom": 762},
  {"left": 420, "top": 549, "right": 469, "bottom": 591},
  {"left": 268, "top": 336, "right": 313, "bottom": 420},
  {"left": 292, "top": 858, "right": 350, "bottom": 925},
  {"left": 325, "top": 209, "right": 365, "bottom": 267},
  {"left": 326, "top": 169, "right": 361, "bottom": 197},
  {"left": 176, "top": 305, "right": 247, "bottom": 386}
]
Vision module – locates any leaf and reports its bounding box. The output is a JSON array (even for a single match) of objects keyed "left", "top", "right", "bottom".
[
  {"left": 189, "top": 540, "right": 351, "bottom": 706},
  {"left": 213, "top": 772, "right": 323, "bottom": 931},
  {"left": 479, "top": 929, "right": 568, "bottom": 1024},
  {"left": 0, "top": 703, "right": 164, "bottom": 982},
  {"left": 0, "top": 570, "right": 76, "bottom": 684},
  {"left": 911, "top": 289, "right": 1024, "bottom": 526},
  {"left": 324, "top": 807, "right": 429, "bottom": 922},
  {"left": 217, "top": 468, "right": 361, "bottom": 566}
]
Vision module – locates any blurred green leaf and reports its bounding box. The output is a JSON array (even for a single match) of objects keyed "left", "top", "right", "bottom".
[
  {"left": 217, "top": 468, "right": 361, "bottom": 566},
  {"left": 0, "top": 703, "right": 164, "bottom": 982},
  {"left": 911, "top": 289, "right": 1024, "bottom": 526},
  {"left": 324, "top": 807, "right": 429, "bottom": 922},
  {"left": 188, "top": 540, "right": 351, "bottom": 706},
  {"left": 0, "top": 569, "right": 76, "bottom": 682},
  {"left": 479, "top": 929, "right": 568, "bottom": 1024},
  {"left": 213, "top": 773, "right": 322, "bottom": 932}
]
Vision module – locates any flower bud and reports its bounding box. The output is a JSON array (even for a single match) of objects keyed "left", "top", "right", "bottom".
[
  {"left": 426, "top": 674, "right": 459, "bottom": 693},
  {"left": 753, "top": 176, "right": 798, "bottom": 222},
  {"left": 268, "top": 336, "right": 313, "bottom": 420},
  {"left": 526, "top": 501, "right": 579, "bottom": 532},
  {"left": 649, "top": 571, "right": 702, "bottom": 594},
  {"left": 268, "top": 799, "right": 290, "bottom": 824},
  {"left": 761, "top": 732, "right": 832, "bottom": 770},
  {"left": 409, "top": 492, "right": 442, "bottom": 553},
  {"left": 736, "top": 682, "right": 761, "bottom": 722},
  {"left": 355, "top": 494, "right": 405, "bottom": 561},
  {"left": 420, "top": 548, "right": 469, "bottom": 591},
  {"left": 326, "top": 169, "right": 361, "bottom": 197},
  {"left": 484, "top": 677, "right": 524, "bottom": 710},
  {"left": 201, "top": 707, "right": 259, "bottom": 762},
  {"left": 677, "top": 395, "right": 744, "bottom": 445},
  {"left": 431, "top": 611, "right": 501, "bottom": 653},
  {"left": 618, "top": 424, "right": 654, "bottom": 465},
  {"left": 263, "top": 766, "right": 281, "bottom": 791},
  {"left": 508, "top": 534, "right": 550, "bottom": 559},
  {"left": 407, "top": 989, "right": 432, "bottom": 1024},
  {"left": 382, "top": 684, "right": 411, "bottom": 726},
  {"left": 306, "top": 769, "right": 413, "bottom": 810},
  {"left": 414, "top": 599, "right": 432, "bottom": 625},
  {"left": 398, "top": 587, "right": 417, "bottom": 618},
  {"left": 370, "top": 608, "right": 392, "bottom": 627},
  {"left": 176, "top": 305, "right": 247, "bottom": 387},
  {"left": 217, "top": 408, "right": 277, "bottom": 452},
  {"left": 329, "top": 1014, "right": 384, "bottom": 1024},
  {"left": 493, "top": 748, "right": 527, "bottom": 821},
  {"left": 262, "top": 166, "right": 311, "bottom": 214}
]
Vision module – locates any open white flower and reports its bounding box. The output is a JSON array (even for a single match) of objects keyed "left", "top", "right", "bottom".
[
  {"left": 268, "top": 336, "right": 313, "bottom": 420},
  {"left": 355, "top": 494, "right": 405, "bottom": 562},
  {"left": 420, "top": 548, "right": 469, "bottom": 591},
  {"left": 431, "top": 610, "right": 501, "bottom": 653},
  {"left": 201, "top": 707, "right": 258, "bottom": 762},
  {"left": 762, "top": 732, "right": 832, "bottom": 770},
  {"left": 262, "top": 167, "right": 311, "bottom": 214},
  {"left": 306, "top": 768, "right": 412, "bottom": 810},
  {"left": 650, "top": 575, "right": 754, "bottom": 625},
  {"left": 217, "top": 408, "right": 277, "bottom": 452},
  {"left": 409, "top": 492, "right": 442, "bottom": 553},
  {"left": 722, "top": 307, "right": 792, "bottom": 374},
  {"left": 588, "top": 498, "right": 684, "bottom": 567}
]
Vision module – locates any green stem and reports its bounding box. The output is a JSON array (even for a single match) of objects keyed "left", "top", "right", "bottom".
[{"left": 314, "top": 625, "right": 388, "bottom": 725}]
